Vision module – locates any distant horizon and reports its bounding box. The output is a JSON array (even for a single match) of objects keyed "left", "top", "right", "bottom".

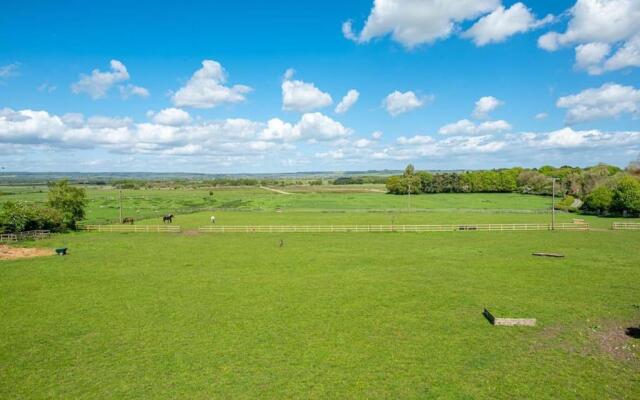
[{"left": 0, "top": 161, "right": 631, "bottom": 180}]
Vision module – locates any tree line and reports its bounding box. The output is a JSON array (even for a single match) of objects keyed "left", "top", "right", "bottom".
[
  {"left": 386, "top": 163, "right": 640, "bottom": 216},
  {"left": 1, "top": 180, "right": 87, "bottom": 233}
]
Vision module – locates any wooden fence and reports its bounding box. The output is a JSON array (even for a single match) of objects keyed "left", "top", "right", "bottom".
[
  {"left": 0, "top": 230, "right": 51, "bottom": 243},
  {"left": 198, "top": 223, "right": 589, "bottom": 233},
  {"left": 80, "top": 225, "right": 181, "bottom": 233},
  {"left": 612, "top": 222, "right": 640, "bottom": 230},
  {"left": 0, "top": 233, "right": 17, "bottom": 242}
]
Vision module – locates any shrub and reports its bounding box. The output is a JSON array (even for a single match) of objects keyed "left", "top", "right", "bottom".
[
  {"left": 556, "top": 195, "right": 577, "bottom": 212},
  {"left": 0, "top": 201, "right": 65, "bottom": 233},
  {"left": 612, "top": 176, "right": 640, "bottom": 215},
  {"left": 582, "top": 187, "right": 614, "bottom": 214}
]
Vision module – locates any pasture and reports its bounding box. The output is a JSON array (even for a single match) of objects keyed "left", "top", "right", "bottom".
[{"left": 1, "top": 187, "right": 639, "bottom": 398}]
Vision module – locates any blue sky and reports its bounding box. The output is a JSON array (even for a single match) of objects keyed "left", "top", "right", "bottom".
[{"left": 1, "top": 0, "right": 639, "bottom": 173}]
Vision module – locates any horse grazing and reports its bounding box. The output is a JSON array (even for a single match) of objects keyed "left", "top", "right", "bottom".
[
  {"left": 210, "top": 215, "right": 216, "bottom": 224},
  {"left": 163, "top": 214, "right": 174, "bottom": 223},
  {"left": 122, "top": 217, "right": 134, "bottom": 225}
]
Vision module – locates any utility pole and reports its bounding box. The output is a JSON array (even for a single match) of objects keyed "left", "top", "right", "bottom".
[
  {"left": 551, "top": 177, "right": 556, "bottom": 231},
  {"left": 408, "top": 183, "right": 411, "bottom": 210},
  {"left": 119, "top": 190, "right": 123, "bottom": 224}
]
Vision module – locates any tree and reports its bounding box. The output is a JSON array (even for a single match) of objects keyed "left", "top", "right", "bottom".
[
  {"left": 47, "top": 179, "right": 88, "bottom": 229},
  {"left": 0, "top": 201, "right": 64, "bottom": 233},
  {"left": 403, "top": 164, "right": 415, "bottom": 177},
  {"left": 386, "top": 165, "right": 421, "bottom": 195},
  {"left": 612, "top": 176, "right": 640, "bottom": 215},
  {"left": 582, "top": 186, "right": 613, "bottom": 214}
]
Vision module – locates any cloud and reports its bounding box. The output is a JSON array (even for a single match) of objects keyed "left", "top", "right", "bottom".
[
  {"left": 353, "top": 138, "right": 374, "bottom": 148},
  {"left": 538, "top": 0, "right": 640, "bottom": 74},
  {"left": 259, "top": 112, "right": 352, "bottom": 142},
  {"left": 0, "top": 108, "right": 351, "bottom": 160},
  {"left": 556, "top": 83, "right": 640, "bottom": 124},
  {"left": 281, "top": 69, "right": 333, "bottom": 112},
  {"left": 151, "top": 108, "right": 192, "bottom": 126},
  {"left": 172, "top": 60, "right": 252, "bottom": 108},
  {"left": 37, "top": 83, "right": 57, "bottom": 93},
  {"left": 439, "top": 119, "right": 511, "bottom": 135},
  {"left": 463, "top": 3, "right": 554, "bottom": 46},
  {"left": 384, "top": 90, "right": 430, "bottom": 116},
  {"left": 371, "top": 130, "right": 383, "bottom": 139},
  {"left": 375, "top": 126, "right": 640, "bottom": 165},
  {"left": 397, "top": 135, "right": 435, "bottom": 145},
  {"left": 473, "top": 96, "right": 503, "bottom": 119},
  {"left": 335, "top": 89, "right": 360, "bottom": 114},
  {"left": 71, "top": 60, "right": 131, "bottom": 99},
  {"left": 535, "top": 112, "right": 548, "bottom": 120},
  {"left": 342, "top": 20, "right": 358, "bottom": 41},
  {"left": 0, "top": 63, "right": 20, "bottom": 80},
  {"left": 344, "top": 0, "right": 500, "bottom": 48},
  {"left": 119, "top": 84, "right": 150, "bottom": 99},
  {"left": 296, "top": 112, "right": 351, "bottom": 140}
]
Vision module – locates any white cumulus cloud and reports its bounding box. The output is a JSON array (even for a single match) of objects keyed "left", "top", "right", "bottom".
[
  {"left": 172, "top": 60, "right": 252, "bottom": 109},
  {"left": 71, "top": 60, "right": 133, "bottom": 99},
  {"left": 473, "top": 96, "right": 503, "bottom": 119},
  {"left": 538, "top": 0, "right": 640, "bottom": 74},
  {"left": 119, "top": 84, "right": 150, "bottom": 99},
  {"left": 344, "top": 0, "right": 500, "bottom": 48},
  {"left": 439, "top": 119, "right": 512, "bottom": 135},
  {"left": 151, "top": 108, "right": 192, "bottom": 126},
  {"left": 281, "top": 69, "right": 333, "bottom": 112},
  {"left": 384, "top": 90, "right": 429, "bottom": 116},
  {"left": 556, "top": 83, "right": 640, "bottom": 124},
  {"left": 335, "top": 89, "right": 360, "bottom": 114},
  {"left": 463, "top": 2, "right": 553, "bottom": 46}
]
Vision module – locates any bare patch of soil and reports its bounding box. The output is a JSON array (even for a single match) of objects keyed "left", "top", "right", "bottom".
[
  {"left": 182, "top": 229, "right": 200, "bottom": 236},
  {"left": 0, "top": 245, "right": 54, "bottom": 260},
  {"left": 592, "top": 323, "right": 640, "bottom": 362}
]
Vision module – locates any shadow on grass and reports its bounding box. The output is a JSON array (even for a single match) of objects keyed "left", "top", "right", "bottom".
[{"left": 625, "top": 327, "right": 640, "bottom": 339}]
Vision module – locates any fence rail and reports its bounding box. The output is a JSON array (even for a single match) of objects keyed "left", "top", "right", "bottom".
[
  {"left": 0, "top": 230, "right": 51, "bottom": 242},
  {"left": 612, "top": 222, "right": 640, "bottom": 230},
  {"left": 80, "top": 225, "right": 181, "bottom": 233},
  {"left": 198, "top": 223, "right": 589, "bottom": 233},
  {"left": 0, "top": 233, "right": 17, "bottom": 242}
]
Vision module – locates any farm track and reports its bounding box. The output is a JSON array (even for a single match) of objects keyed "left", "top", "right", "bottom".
[{"left": 259, "top": 186, "right": 292, "bottom": 195}]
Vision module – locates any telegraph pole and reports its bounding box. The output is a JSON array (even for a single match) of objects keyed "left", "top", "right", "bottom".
[
  {"left": 408, "top": 183, "right": 411, "bottom": 210},
  {"left": 551, "top": 177, "right": 556, "bottom": 231},
  {"left": 119, "top": 190, "right": 123, "bottom": 224}
]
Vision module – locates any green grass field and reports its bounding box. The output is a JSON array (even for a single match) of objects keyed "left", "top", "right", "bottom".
[
  {"left": 1, "top": 185, "right": 555, "bottom": 224},
  {"left": 1, "top": 189, "right": 639, "bottom": 398}
]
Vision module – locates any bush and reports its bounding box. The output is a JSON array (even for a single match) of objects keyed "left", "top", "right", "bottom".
[
  {"left": 556, "top": 195, "right": 577, "bottom": 212},
  {"left": 582, "top": 187, "right": 614, "bottom": 214},
  {"left": 0, "top": 201, "right": 65, "bottom": 233},
  {"left": 612, "top": 176, "right": 640, "bottom": 215}
]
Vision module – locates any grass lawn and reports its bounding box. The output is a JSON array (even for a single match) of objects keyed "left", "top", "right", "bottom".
[
  {"left": 1, "top": 185, "right": 555, "bottom": 224},
  {"left": 1, "top": 229, "right": 639, "bottom": 398}
]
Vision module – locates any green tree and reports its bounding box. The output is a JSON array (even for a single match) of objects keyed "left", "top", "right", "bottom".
[
  {"left": 47, "top": 179, "right": 88, "bottom": 229},
  {"left": 582, "top": 186, "right": 613, "bottom": 214},
  {"left": 0, "top": 201, "right": 64, "bottom": 233},
  {"left": 612, "top": 176, "right": 640, "bottom": 215}
]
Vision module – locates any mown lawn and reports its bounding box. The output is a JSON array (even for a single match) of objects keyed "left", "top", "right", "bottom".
[
  {"left": 138, "top": 209, "right": 633, "bottom": 230},
  {"left": 1, "top": 230, "right": 638, "bottom": 399}
]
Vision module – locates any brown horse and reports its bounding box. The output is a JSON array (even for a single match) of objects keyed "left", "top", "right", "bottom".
[{"left": 122, "top": 217, "right": 134, "bottom": 225}]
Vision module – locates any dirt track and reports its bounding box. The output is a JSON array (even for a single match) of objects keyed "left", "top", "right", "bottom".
[{"left": 0, "top": 245, "right": 53, "bottom": 261}]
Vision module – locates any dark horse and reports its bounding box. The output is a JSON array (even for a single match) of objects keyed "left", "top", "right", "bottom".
[
  {"left": 122, "top": 217, "right": 134, "bottom": 225},
  {"left": 163, "top": 214, "right": 174, "bottom": 223}
]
